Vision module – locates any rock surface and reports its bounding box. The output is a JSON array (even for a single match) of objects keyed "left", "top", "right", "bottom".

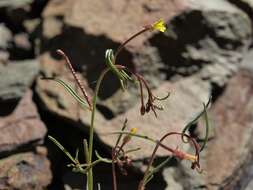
[
  {"left": 228, "top": 0, "right": 253, "bottom": 24},
  {"left": 0, "top": 148, "right": 51, "bottom": 190},
  {"left": 203, "top": 69, "right": 253, "bottom": 189},
  {"left": 151, "top": 0, "right": 252, "bottom": 86},
  {"left": 0, "top": 59, "right": 39, "bottom": 102},
  {"left": 0, "top": 90, "right": 47, "bottom": 153},
  {"left": 0, "top": 24, "right": 12, "bottom": 50},
  {"left": 36, "top": 53, "right": 106, "bottom": 128},
  {"left": 0, "top": 0, "right": 32, "bottom": 8},
  {"left": 40, "top": 0, "right": 188, "bottom": 116},
  {"left": 98, "top": 77, "right": 210, "bottom": 160},
  {"left": 40, "top": 0, "right": 252, "bottom": 117}
]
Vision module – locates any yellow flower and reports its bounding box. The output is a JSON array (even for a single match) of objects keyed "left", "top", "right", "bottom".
[
  {"left": 122, "top": 128, "right": 137, "bottom": 145},
  {"left": 152, "top": 19, "right": 166, "bottom": 32},
  {"left": 130, "top": 127, "right": 137, "bottom": 134}
]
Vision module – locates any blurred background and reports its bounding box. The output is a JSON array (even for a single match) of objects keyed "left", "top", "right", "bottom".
[{"left": 0, "top": 0, "right": 253, "bottom": 189}]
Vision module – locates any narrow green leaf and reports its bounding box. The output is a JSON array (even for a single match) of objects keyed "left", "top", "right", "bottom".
[
  {"left": 83, "top": 139, "right": 89, "bottom": 163},
  {"left": 124, "top": 147, "right": 141, "bottom": 154},
  {"left": 41, "top": 77, "right": 89, "bottom": 110},
  {"left": 151, "top": 156, "right": 172, "bottom": 174},
  {"left": 143, "top": 157, "right": 172, "bottom": 186},
  {"left": 144, "top": 174, "right": 153, "bottom": 186},
  {"left": 200, "top": 102, "right": 209, "bottom": 152},
  {"left": 75, "top": 148, "right": 79, "bottom": 161},
  {"left": 181, "top": 96, "right": 211, "bottom": 143},
  {"left": 105, "top": 49, "right": 128, "bottom": 90},
  {"left": 95, "top": 151, "right": 112, "bottom": 163},
  {"left": 48, "top": 135, "right": 76, "bottom": 163}
]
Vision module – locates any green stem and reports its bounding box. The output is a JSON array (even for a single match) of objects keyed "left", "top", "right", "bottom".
[
  {"left": 110, "top": 131, "right": 157, "bottom": 143},
  {"left": 87, "top": 68, "right": 110, "bottom": 190}
]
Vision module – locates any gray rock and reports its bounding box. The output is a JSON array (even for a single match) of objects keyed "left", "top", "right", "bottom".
[
  {"left": 228, "top": 0, "right": 253, "bottom": 24},
  {"left": 163, "top": 168, "right": 183, "bottom": 190},
  {"left": 0, "top": 24, "right": 12, "bottom": 50},
  {"left": 42, "top": 16, "right": 63, "bottom": 39},
  {"left": 150, "top": 0, "right": 252, "bottom": 87},
  {"left": 0, "top": 0, "right": 32, "bottom": 8},
  {"left": 246, "top": 177, "right": 253, "bottom": 190},
  {"left": 241, "top": 48, "right": 253, "bottom": 71},
  {"left": 0, "top": 147, "right": 52, "bottom": 190},
  {"left": 13, "top": 33, "right": 31, "bottom": 51},
  {"left": 0, "top": 59, "right": 39, "bottom": 101},
  {"left": 23, "top": 18, "right": 41, "bottom": 34},
  {"left": 0, "top": 51, "right": 9, "bottom": 64}
]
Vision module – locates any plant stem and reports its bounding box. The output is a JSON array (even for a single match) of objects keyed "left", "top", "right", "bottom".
[
  {"left": 87, "top": 68, "right": 110, "bottom": 190},
  {"left": 114, "top": 28, "right": 149, "bottom": 62}
]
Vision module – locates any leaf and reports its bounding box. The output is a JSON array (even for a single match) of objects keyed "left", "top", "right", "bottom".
[
  {"left": 95, "top": 151, "right": 112, "bottom": 163},
  {"left": 105, "top": 49, "right": 132, "bottom": 90},
  {"left": 181, "top": 96, "right": 211, "bottom": 143},
  {"left": 83, "top": 139, "right": 89, "bottom": 163},
  {"left": 75, "top": 148, "right": 79, "bottom": 161},
  {"left": 48, "top": 135, "right": 76, "bottom": 163},
  {"left": 41, "top": 77, "right": 89, "bottom": 110},
  {"left": 200, "top": 102, "right": 209, "bottom": 151},
  {"left": 143, "top": 156, "right": 172, "bottom": 186}
]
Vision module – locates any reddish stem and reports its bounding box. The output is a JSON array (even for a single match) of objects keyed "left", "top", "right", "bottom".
[{"left": 56, "top": 49, "right": 92, "bottom": 110}]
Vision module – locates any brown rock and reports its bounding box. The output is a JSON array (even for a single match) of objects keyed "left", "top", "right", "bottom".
[
  {"left": 0, "top": 90, "right": 47, "bottom": 153},
  {"left": 41, "top": 0, "right": 187, "bottom": 87},
  {"left": 41, "top": 0, "right": 252, "bottom": 117},
  {"left": 13, "top": 33, "right": 31, "bottom": 51},
  {"left": 0, "top": 150, "right": 52, "bottom": 190},
  {"left": 203, "top": 69, "right": 253, "bottom": 189},
  {"left": 42, "top": 17, "right": 63, "bottom": 39},
  {"left": 43, "top": 0, "right": 186, "bottom": 44}
]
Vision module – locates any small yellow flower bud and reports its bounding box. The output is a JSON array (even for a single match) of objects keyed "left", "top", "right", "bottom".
[
  {"left": 130, "top": 127, "right": 137, "bottom": 134},
  {"left": 122, "top": 128, "right": 137, "bottom": 146},
  {"left": 152, "top": 19, "right": 166, "bottom": 32}
]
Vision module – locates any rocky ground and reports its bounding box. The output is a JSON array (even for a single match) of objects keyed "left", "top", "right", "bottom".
[{"left": 0, "top": 0, "right": 253, "bottom": 189}]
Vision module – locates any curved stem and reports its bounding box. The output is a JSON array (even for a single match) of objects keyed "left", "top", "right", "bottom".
[
  {"left": 114, "top": 28, "right": 149, "bottom": 62},
  {"left": 138, "top": 132, "right": 200, "bottom": 190},
  {"left": 87, "top": 68, "right": 110, "bottom": 190}
]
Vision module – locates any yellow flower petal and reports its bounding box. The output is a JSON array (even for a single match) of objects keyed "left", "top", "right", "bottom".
[
  {"left": 122, "top": 128, "right": 137, "bottom": 145},
  {"left": 184, "top": 153, "right": 197, "bottom": 163},
  {"left": 130, "top": 127, "right": 137, "bottom": 134},
  {"left": 152, "top": 19, "right": 166, "bottom": 32}
]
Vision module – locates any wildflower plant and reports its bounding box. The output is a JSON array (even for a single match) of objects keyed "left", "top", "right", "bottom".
[{"left": 43, "top": 19, "right": 211, "bottom": 190}]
